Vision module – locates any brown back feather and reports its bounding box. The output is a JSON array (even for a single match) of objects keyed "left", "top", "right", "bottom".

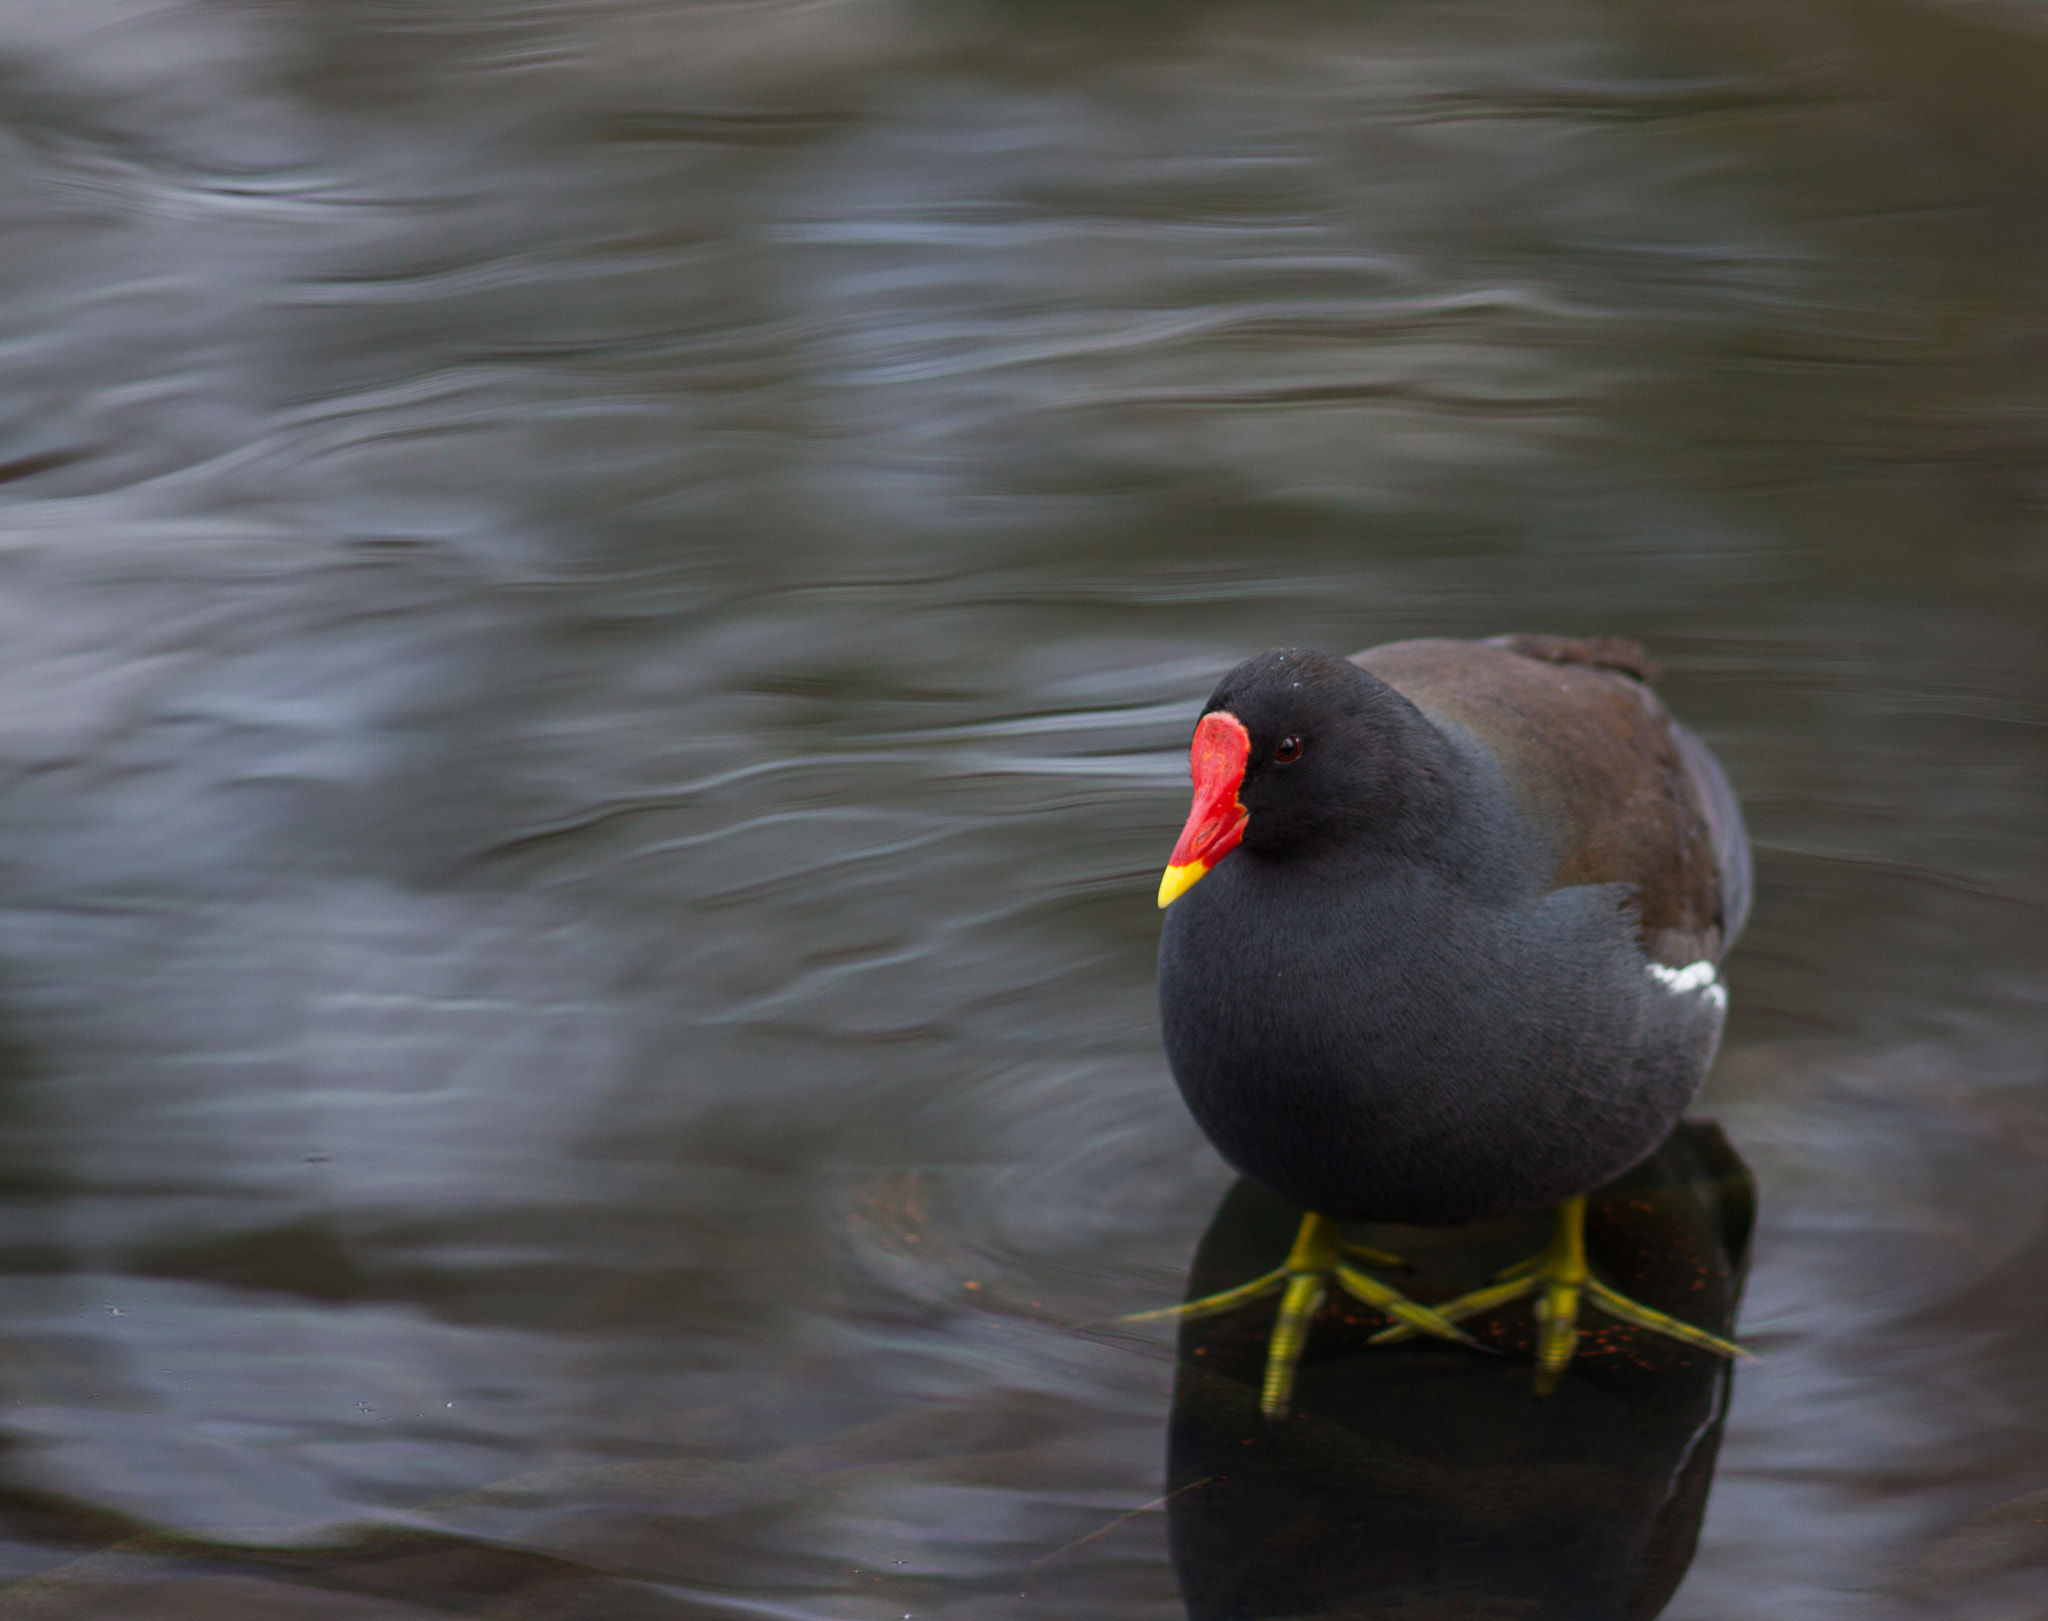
[{"left": 1351, "top": 638, "right": 1726, "bottom": 965}]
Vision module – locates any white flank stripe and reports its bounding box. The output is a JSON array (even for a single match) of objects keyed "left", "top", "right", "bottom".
[{"left": 1648, "top": 959, "right": 1724, "bottom": 1005}]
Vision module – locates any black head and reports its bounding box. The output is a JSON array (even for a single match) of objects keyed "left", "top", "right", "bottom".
[
  {"left": 1205, "top": 648, "right": 1454, "bottom": 854},
  {"left": 1157, "top": 649, "right": 1460, "bottom": 910}
]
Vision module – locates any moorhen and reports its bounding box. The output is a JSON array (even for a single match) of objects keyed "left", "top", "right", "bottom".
[{"left": 1137, "top": 635, "right": 1751, "bottom": 1415}]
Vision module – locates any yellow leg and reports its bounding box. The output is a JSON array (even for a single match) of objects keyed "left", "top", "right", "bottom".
[
  {"left": 1531, "top": 1194, "right": 1590, "bottom": 1394},
  {"left": 1367, "top": 1196, "right": 1753, "bottom": 1393},
  {"left": 1264, "top": 1270, "right": 1328, "bottom": 1418},
  {"left": 1127, "top": 1212, "right": 1476, "bottom": 1418}
]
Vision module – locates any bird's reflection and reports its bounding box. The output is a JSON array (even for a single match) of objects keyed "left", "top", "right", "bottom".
[{"left": 1167, "top": 1120, "right": 1754, "bottom": 1621}]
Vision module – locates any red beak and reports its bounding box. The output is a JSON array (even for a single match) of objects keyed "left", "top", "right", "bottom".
[{"left": 1159, "top": 711, "right": 1250, "bottom": 908}]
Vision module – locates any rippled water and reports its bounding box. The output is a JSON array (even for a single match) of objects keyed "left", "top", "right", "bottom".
[{"left": 1, "top": 3, "right": 2045, "bottom": 1617}]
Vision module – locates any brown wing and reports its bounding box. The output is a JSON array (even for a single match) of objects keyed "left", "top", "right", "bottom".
[
  {"left": 1483, "top": 632, "right": 1662, "bottom": 684},
  {"left": 1485, "top": 634, "right": 1749, "bottom": 946},
  {"left": 1351, "top": 636, "right": 1731, "bottom": 965}
]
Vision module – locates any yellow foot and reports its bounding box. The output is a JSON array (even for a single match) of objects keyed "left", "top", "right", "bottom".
[
  {"left": 1367, "top": 1194, "right": 1754, "bottom": 1393},
  {"left": 1126, "top": 1211, "right": 1478, "bottom": 1417}
]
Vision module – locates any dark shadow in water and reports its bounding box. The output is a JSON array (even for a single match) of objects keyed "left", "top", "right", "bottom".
[{"left": 1168, "top": 1122, "right": 1753, "bottom": 1621}]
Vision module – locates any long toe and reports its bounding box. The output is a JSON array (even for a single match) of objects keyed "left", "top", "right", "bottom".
[{"left": 1121, "top": 1266, "right": 1288, "bottom": 1324}]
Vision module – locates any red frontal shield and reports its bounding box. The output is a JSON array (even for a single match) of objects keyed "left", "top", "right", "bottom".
[{"left": 1159, "top": 711, "right": 1250, "bottom": 907}]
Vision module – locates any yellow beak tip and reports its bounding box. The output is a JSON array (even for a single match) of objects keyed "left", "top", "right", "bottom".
[{"left": 1157, "top": 861, "right": 1207, "bottom": 909}]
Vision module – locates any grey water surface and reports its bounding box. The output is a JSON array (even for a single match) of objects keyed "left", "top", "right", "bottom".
[{"left": 0, "top": 2, "right": 2045, "bottom": 1617}]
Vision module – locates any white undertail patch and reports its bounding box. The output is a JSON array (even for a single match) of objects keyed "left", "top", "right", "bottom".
[{"left": 1649, "top": 959, "right": 1728, "bottom": 1010}]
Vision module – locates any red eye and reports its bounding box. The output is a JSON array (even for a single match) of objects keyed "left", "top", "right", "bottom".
[{"left": 1274, "top": 735, "right": 1303, "bottom": 763}]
